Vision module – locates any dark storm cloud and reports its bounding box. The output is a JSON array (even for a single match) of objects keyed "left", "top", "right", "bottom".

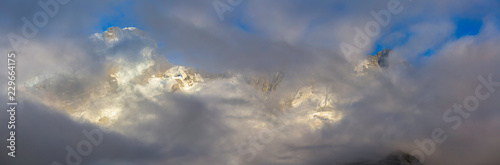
[
  {"left": 0, "top": 89, "right": 241, "bottom": 165},
  {"left": 133, "top": 1, "right": 326, "bottom": 74},
  {"left": 0, "top": 99, "right": 163, "bottom": 165},
  {"left": 110, "top": 93, "right": 235, "bottom": 164}
]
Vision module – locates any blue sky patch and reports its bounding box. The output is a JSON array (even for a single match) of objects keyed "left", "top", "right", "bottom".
[{"left": 453, "top": 18, "right": 482, "bottom": 38}]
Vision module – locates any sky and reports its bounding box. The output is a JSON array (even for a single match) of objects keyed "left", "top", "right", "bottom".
[
  {"left": 1, "top": 0, "right": 500, "bottom": 165},
  {"left": 92, "top": 0, "right": 492, "bottom": 67}
]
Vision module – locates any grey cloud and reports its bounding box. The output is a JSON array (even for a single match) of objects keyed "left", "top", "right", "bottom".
[
  {"left": 0, "top": 99, "right": 163, "bottom": 165},
  {"left": 2, "top": 1, "right": 500, "bottom": 165}
]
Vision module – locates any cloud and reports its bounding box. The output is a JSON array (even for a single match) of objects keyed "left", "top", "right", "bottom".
[
  {"left": 0, "top": 100, "right": 163, "bottom": 165},
  {"left": 1, "top": 1, "right": 500, "bottom": 165}
]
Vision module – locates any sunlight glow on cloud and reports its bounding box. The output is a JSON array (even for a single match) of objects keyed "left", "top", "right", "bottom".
[{"left": 1, "top": 1, "right": 500, "bottom": 165}]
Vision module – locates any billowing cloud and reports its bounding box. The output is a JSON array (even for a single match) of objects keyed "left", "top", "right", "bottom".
[{"left": 1, "top": 1, "right": 500, "bottom": 165}]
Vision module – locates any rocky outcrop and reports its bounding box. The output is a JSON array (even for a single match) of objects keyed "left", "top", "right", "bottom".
[
  {"left": 354, "top": 49, "right": 392, "bottom": 76},
  {"left": 247, "top": 72, "right": 284, "bottom": 92},
  {"left": 375, "top": 48, "right": 391, "bottom": 68},
  {"left": 349, "top": 151, "right": 423, "bottom": 165},
  {"left": 354, "top": 49, "right": 411, "bottom": 77},
  {"left": 163, "top": 66, "right": 204, "bottom": 92}
]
